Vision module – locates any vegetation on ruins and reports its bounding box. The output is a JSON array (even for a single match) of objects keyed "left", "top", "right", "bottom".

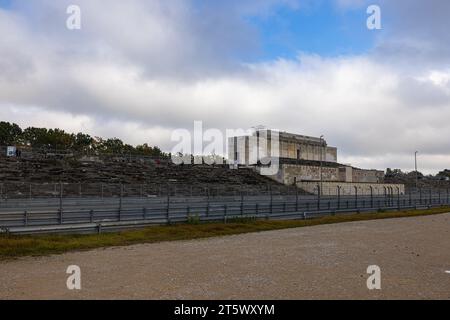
[
  {"left": 0, "top": 121, "right": 167, "bottom": 158},
  {"left": 385, "top": 167, "right": 450, "bottom": 189}
]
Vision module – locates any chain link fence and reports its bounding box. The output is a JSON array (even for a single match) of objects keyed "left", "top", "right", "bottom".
[{"left": 0, "top": 183, "right": 449, "bottom": 234}]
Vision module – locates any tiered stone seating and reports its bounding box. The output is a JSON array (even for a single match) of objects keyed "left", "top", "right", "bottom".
[{"left": 0, "top": 155, "right": 297, "bottom": 198}]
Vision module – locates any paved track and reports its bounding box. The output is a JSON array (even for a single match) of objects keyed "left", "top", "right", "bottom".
[{"left": 1, "top": 213, "right": 450, "bottom": 299}]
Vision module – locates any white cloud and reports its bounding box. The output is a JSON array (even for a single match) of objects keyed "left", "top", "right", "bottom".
[{"left": 1, "top": 0, "right": 450, "bottom": 174}]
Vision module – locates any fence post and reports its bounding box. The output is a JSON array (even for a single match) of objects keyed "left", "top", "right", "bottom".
[
  {"left": 90, "top": 210, "right": 94, "bottom": 223},
  {"left": 206, "top": 187, "right": 210, "bottom": 217},
  {"left": 270, "top": 185, "right": 273, "bottom": 216},
  {"left": 143, "top": 207, "right": 147, "bottom": 220},
  {"left": 370, "top": 186, "right": 374, "bottom": 208},
  {"left": 354, "top": 186, "right": 358, "bottom": 210},
  {"left": 397, "top": 187, "right": 400, "bottom": 210},
  {"left": 390, "top": 187, "right": 394, "bottom": 207},
  {"left": 317, "top": 185, "right": 321, "bottom": 211},
  {"left": 166, "top": 183, "right": 170, "bottom": 224},
  {"left": 384, "top": 187, "right": 387, "bottom": 207},
  {"left": 337, "top": 186, "right": 341, "bottom": 210},
  {"left": 429, "top": 189, "right": 432, "bottom": 206},
  {"left": 59, "top": 182, "right": 63, "bottom": 224},
  {"left": 240, "top": 187, "right": 244, "bottom": 216},
  {"left": 24, "top": 210, "right": 28, "bottom": 227},
  {"left": 119, "top": 184, "right": 123, "bottom": 221},
  {"left": 419, "top": 187, "right": 422, "bottom": 205},
  {"left": 224, "top": 204, "right": 228, "bottom": 223}
]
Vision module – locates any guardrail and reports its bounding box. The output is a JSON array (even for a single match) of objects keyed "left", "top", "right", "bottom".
[{"left": 1, "top": 190, "right": 449, "bottom": 235}]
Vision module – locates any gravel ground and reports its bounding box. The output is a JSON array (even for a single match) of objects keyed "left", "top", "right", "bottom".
[{"left": 1, "top": 214, "right": 450, "bottom": 300}]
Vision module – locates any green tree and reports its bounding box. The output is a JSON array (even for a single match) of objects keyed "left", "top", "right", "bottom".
[
  {"left": 93, "top": 138, "right": 126, "bottom": 154},
  {"left": 74, "top": 133, "right": 94, "bottom": 151},
  {"left": 2, "top": 122, "right": 166, "bottom": 156},
  {"left": 47, "top": 128, "right": 75, "bottom": 150},
  {"left": 22, "top": 127, "right": 50, "bottom": 148},
  {"left": 0, "top": 122, "right": 22, "bottom": 145},
  {"left": 135, "top": 143, "right": 167, "bottom": 157}
]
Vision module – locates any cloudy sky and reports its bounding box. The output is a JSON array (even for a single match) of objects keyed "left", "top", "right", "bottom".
[{"left": 1, "top": 0, "right": 449, "bottom": 174}]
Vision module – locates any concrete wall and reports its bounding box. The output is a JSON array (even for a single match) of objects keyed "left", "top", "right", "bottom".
[
  {"left": 325, "top": 147, "right": 338, "bottom": 162},
  {"left": 228, "top": 136, "right": 248, "bottom": 164},
  {"left": 352, "top": 168, "right": 384, "bottom": 183},
  {"left": 281, "top": 164, "right": 339, "bottom": 185},
  {"left": 277, "top": 140, "right": 337, "bottom": 163},
  {"left": 275, "top": 164, "right": 383, "bottom": 185},
  {"left": 297, "top": 181, "right": 405, "bottom": 196},
  {"left": 339, "top": 166, "right": 353, "bottom": 182}
]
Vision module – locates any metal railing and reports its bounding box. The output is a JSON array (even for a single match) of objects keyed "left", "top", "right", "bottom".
[{"left": 1, "top": 187, "right": 449, "bottom": 235}]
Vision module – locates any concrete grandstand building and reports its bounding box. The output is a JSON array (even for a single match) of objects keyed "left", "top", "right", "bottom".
[{"left": 228, "top": 129, "right": 404, "bottom": 196}]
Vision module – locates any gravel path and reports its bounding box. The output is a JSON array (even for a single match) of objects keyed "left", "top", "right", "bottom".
[{"left": 1, "top": 214, "right": 450, "bottom": 300}]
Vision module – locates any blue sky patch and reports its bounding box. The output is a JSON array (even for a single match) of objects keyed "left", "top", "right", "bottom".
[{"left": 245, "top": 2, "right": 381, "bottom": 61}]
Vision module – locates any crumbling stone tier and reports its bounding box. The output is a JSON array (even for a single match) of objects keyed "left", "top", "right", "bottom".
[{"left": 0, "top": 154, "right": 299, "bottom": 198}]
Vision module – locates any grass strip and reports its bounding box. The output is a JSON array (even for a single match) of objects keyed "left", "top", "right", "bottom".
[{"left": 1, "top": 206, "right": 449, "bottom": 260}]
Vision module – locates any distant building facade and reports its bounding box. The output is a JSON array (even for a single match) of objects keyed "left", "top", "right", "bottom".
[
  {"left": 228, "top": 130, "right": 337, "bottom": 164},
  {"left": 228, "top": 129, "right": 404, "bottom": 196}
]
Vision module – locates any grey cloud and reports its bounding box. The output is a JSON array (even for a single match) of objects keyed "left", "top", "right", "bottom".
[
  {"left": 395, "top": 76, "right": 450, "bottom": 109},
  {"left": 1, "top": 0, "right": 450, "bottom": 174},
  {"left": 371, "top": 0, "right": 450, "bottom": 68},
  {"left": 332, "top": 0, "right": 450, "bottom": 68},
  {"left": 8, "top": 0, "right": 271, "bottom": 79}
]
